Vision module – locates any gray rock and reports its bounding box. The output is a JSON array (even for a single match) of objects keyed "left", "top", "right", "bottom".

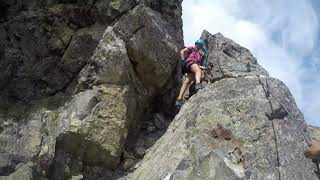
[
  {"left": 113, "top": 4, "right": 183, "bottom": 94},
  {"left": 124, "top": 76, "right": 318, "bottom": 180},
  {"left": 0, "top": 0, "right": 184, "bottom": 178},
  {"left": 201, "top": 31, "right": 269, "bottom": 83},
  {"left": 122, "top": 31, "right": 318, "bottom": 180},
  {"left": 0, "top": 106, "right": 58, "bottom": 177},
  {"left": 59, "top": 24, "right": 105, "bottom": 74},
  {"left": 0, "top": 0, "right": 137, "bottom": 105},
  {"left": 4, "top": 0, "right": 313, "bottom": 179},
  {"left": 78, "top": 27, "right": 138, "bottom": 87},
  {"left": 134, "top": 146, "right": 146, "bottom": 159},
  {"left": 138, "top": 0, "right": 184, "bottom": 43},
  {"left": 154, "top": 113, "right": 166, "bottom": 130},
  {"left": 71, "top": 174, "right": 84, "bottom": 180},
  {"left": 122, "top": 158, "right": 136, "bottom": 171},
  {"left": 147, "top": 126, "right": 157, "bottom": 133},
  {"left": 48, "top": 27, "right": 144, "bottom": 171},
  {"left": 308, "top": 125, "right": 320, "bottom": 141},
  {"left": 1, "top": 0, "right": 136, "bottom": 25},
  {"left": 144, "top": 135, "right": 158, "bottom": 149},
  {"left": 0, "top": 163, "right": 34, "bottom": 180}
]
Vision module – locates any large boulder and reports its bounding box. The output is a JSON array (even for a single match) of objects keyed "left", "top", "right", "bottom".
[
  {"left": 138, "top": 0, "right": 184, "bottom": 43},
  {"left": 122, "top": 32, "right": 318, "bottom": 180},
  {"left": 0, "top": 0, "right": 183, "bottom": 179},
  {"left": 201, "top": 31, "right": 269, "bottom": 82},
  {"left": 53, "top": 27, "right": 142, "bottom": 170},
  {"left": 113, "top": 4, "right": 182, "bottom": 94},
  {"left": 0, "top": 0, "right": 137, "bottom": 105}
]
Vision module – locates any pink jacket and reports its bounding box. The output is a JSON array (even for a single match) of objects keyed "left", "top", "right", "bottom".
[{"left": 186, "top": 46, "right": 203, "bottom": 64}]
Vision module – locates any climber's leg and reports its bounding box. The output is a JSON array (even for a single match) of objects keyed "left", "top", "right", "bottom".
[
  {"left": 176, "top": 73, "right": 194, "bottom": 107},
  {"left": 190, "top": 63, "right": 201, "bottom": 84},
  {"left": 190, "top": 63, "right": 204, "bottom": 91}
]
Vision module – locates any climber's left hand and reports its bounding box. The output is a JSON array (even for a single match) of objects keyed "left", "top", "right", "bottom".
[{"left": 304, "top": 141, "right": 320, "bottom": 160}]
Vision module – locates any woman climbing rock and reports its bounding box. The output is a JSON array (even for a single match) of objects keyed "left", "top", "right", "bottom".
[{"left": 175, "top": 39, "right": 206, "bottom": 108}]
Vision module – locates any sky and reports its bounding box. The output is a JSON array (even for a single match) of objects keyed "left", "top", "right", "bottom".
[{"left": 182, "top": 0, "right": 320, "bottom": 127}]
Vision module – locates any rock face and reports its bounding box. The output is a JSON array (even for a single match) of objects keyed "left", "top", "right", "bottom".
[
  {"left": 122, "top": 32, "right": 319, "bottom": 180},
  {"left": 308, "top": 126, "right": 320, "bottom": 141},
  {"left": 0, "top": 0, "right": 136, "bottom": 105},
  {"left": 1, "top": 0, "right": 318, "bottom": 179},
  {"left": 0, "top": 0, "right": 183, "bottom": 179}
]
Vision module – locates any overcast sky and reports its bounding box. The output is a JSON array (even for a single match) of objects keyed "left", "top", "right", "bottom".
[{"left": 182, "top": 0, "right": 320, "bottom": 126}]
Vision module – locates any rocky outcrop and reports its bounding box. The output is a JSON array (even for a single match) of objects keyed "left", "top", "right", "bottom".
[
  {"left": 309, "top": 126, "right": 320, "bottom": 142},
  {"left": 1, "top": 0, "right": 318, "bottom": 179},
  {"left": 0, "top": 0, "right": 183, "bottom": 179},
  {"left": 0, "top": 0, "right": 138, "bottom": 105},
  {"left": 201, "top": 31, "right": 269, "bottom": 82},
  {"left": 122, "top": 32, "right": 319, "bottom": 180}
]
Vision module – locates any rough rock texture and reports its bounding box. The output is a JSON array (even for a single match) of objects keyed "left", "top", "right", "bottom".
[
  {"left": 0, "top": 0, "right": 183, "bottom": 179},
  {"left": 113, "top": 4, "right": 181, "bottom": 93},
  {"left": 122, "top": 32, "right": 319, "bottom": 180},
  {"left": 200, "top": 30, "right": 269, "bottom": 82},
  {"left": 0, "top": 0, "right": 137, "bottom": 105},
  {"left": 309, "top": 126, "right": 320, "bottom": 142},
  {"left": 1, "top": 0, "right": 318, "bottom": 179}
]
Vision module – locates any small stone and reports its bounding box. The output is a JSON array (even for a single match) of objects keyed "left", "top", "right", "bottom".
[
  {"left": 144, "top": 136, "right": 157, "bottom": 148},
  {"left": 71, "top": 174, "right": 84, "bottom": 180},
  {"left": 123, "top": 158, "right": 136, "bottom": 171},
  {"left": 3, "top": 121, "right": 10, "bottom": 126},
  {"left": 211, "top": 124, "right": 232, "bottom": 140},
  {"left": 147, "top": 126, "right": 156, "bottom": 133},
  {"left": 38, "top": 145, "right": 49, "bottom": 158},
  {"left": 134, "top": 146, "right": 145, "bottom": 159}
]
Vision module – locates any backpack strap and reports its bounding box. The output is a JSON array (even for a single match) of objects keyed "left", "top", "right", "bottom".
[{"left": 185, "top": 46, "right": 196, "bottom": 60}]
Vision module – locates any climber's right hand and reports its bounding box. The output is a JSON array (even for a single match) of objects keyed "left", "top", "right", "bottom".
[{"left": 304, "top": 142, "right": 320, "bottom": 160}]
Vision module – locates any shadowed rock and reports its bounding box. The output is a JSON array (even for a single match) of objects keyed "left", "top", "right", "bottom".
[{"left": 0, "top": 0, "right": 183, "bottom": 179}]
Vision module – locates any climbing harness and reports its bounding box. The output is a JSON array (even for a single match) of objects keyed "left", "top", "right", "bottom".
[{"left": 257, "top": 75, "right": 320, "bottom": 178}]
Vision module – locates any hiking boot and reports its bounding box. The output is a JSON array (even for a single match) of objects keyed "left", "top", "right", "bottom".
[
  {"left": 195, "top": 83, "right": 204, "bottom": 92},
  {"left": 175, "top": 99, "right": 184, "bottom": 108}
]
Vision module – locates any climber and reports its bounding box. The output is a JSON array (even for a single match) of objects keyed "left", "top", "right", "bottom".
[
  {"left": 175, "top": 39, "right": 206, "bottom": 107},
  {"left": 305, "top": 142, "right": 320, "bottom": 160}
]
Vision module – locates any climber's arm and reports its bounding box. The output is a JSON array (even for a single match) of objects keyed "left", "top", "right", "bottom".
[{"left": 180, "top": 47, "right": 189, "bottom": 60}]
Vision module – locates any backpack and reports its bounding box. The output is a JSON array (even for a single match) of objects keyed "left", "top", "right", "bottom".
[{"left": 178, "top": 47, "right": 208, "bottom": 75}]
